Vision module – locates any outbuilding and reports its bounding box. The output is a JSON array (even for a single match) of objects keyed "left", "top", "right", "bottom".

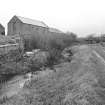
[{"left": 7, "top": 15, "right": 48, "bottom": 36}]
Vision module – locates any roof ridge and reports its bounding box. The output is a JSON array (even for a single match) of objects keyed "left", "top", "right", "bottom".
[
  {"left": 49, "top": 27, "right": 63, "bottom": 33},
  {"left": 16, "top": 15, "right": 41, "bottom": 22},
  {"left": 15, "top": 15, "right": 48, "bottom": 28}
]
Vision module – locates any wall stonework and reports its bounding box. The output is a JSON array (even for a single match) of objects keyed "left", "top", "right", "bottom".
[{"left": 0, "top": 44, "right": 19, "bottom": 55}]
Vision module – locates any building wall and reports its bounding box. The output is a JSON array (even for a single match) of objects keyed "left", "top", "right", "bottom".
[
  {"left": 0, "top": 25, "right": 5, "bottom": 35},
  {"left": 7, "top": 17, "right": 49, "bottom": 50},
  {"left": 21, "top": 24, "right": 49, "bottom": 50},
  {"left": 8, "top": 16, "right": 48, "bottom": 36},
  {"left": 8, "top": 18, "right": 22, "bottom": 35}
]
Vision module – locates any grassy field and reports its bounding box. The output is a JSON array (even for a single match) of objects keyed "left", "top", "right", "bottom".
[{"left": 1, "top": 45, "right": 105, "bottom": 105}]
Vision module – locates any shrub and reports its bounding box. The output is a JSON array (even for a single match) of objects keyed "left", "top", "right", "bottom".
[
  {"left": 3, "top": 47, "right": 24, "bottom": 62},
  {"left": 26, "top": 51, "right": 49, "bottom": 71},
  {"left": 46, "top": 48, "right": 62, "bottom": 67},
  {"left": 27, "top": 57, "right": 42, "bottom": 71}
]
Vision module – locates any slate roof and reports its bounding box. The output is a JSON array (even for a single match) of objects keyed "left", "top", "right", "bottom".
[
  {"left": 16, "top": 16, "right": 48, "bottom": 28},
  {"left": 49, "top": 27, "right": 63, "bottom": 33}
]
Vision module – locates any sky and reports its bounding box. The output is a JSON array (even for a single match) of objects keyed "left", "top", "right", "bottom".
[{"left": 0, "top": 0, "right": 105, "bottom": 37}]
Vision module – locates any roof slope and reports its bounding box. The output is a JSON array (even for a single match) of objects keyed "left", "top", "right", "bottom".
[
  {"left": 49, "top": 27, "right": 63, "bottom": 33},
  {"left": 0, "top": 24, "right": 4, "bottom": 29},
  {"left": 16, "top": 16, "right": 48, "bottom": 28}
]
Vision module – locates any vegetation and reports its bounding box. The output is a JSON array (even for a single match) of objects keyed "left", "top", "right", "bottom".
[
  {"left": 1, "top": 31, "right": 105, "bottom": 104},
  {"left": 0, "top": 48, "right": 27, "bottom": 83},
  {"left": 1, "top": 45, "right": 105, "bottom": 105}
]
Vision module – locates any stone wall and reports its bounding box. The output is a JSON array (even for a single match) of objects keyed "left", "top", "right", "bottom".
[{"left": 0, "top": 44, "right": 19, "bottom": 55}]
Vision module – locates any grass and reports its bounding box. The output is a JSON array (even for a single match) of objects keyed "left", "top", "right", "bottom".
[{"left": 1, "top": 45, "right": 105, "bottom": 105}]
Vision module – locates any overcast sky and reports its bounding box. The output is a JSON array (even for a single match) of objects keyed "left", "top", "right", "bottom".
[{"left": 1, "top": 0, "right": 105, "bottom": 37}]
